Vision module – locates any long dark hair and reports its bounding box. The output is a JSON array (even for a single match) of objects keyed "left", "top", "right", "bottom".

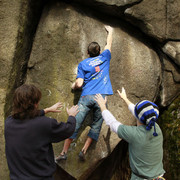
[{"left": 12, "top": 84, "right": 42, "bottom": 120}]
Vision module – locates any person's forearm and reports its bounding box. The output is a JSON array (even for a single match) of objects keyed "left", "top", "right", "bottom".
[
  {"left": 99, "top": 104, "right": 107, "bottom": 112},
  {"left": 107, "top": 31, "right": 112, "bottom": 50},
  {"left": 128, "top": 103, "right": 136, "bottom": 118},
  {"left": 44, "top": 107, "right": 51, "bottom": 114},
  {"left": 105, "top": 31, "right": 112, "bottom": 51},
  {"left": 72, "top": 81, "right": 80, "bottom": 90},
  {"left": 102, "top": 109, "right": 122, "bottom": 133},
  {"left": 122, "top": 97, "right": 133, "bottom": 107},
  {"left": 72, "top": 82, "right": 78, "bottom": 90},
  {"left": 51, "top": 116, "right": 76, "bottom": 143},
  {"left": 72, "top": 78, "right": 83, "bottom": 90}
]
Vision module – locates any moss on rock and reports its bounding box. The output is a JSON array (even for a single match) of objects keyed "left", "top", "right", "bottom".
[{"left": 159, "top": 96, "right": 180, "bottom": 180}]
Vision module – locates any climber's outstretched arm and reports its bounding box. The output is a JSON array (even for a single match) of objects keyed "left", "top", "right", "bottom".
[{"left": 104, "top": 25, "right": 113, "bottom": 52}]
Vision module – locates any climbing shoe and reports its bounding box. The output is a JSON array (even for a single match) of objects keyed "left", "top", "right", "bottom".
[
  {"left": 78, "top": 150, "right": 85, "bottom": 161},
  {"left": 55, "top": 153, "right": 67, "bottom": 162}
]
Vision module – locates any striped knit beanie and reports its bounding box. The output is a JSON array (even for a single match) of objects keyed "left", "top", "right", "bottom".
[{"left": 134, "top": 100, "right": 159, "bottom": 136}]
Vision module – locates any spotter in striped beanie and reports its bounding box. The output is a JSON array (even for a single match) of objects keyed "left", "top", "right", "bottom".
[{"left": 134, "top": 100, "right": 159, "bottom": 136}]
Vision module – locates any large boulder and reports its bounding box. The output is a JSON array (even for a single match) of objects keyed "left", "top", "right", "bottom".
[
  {"left": 0, "top": 0, "right": 179, "bottom": 179},
  {"left": 26, "top": 1, "right": 162, "bottom": 179}
]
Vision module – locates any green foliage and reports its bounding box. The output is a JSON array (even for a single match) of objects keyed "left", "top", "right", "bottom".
[{"left": 159, "top": 96, "right": 180, "bottom": 180}]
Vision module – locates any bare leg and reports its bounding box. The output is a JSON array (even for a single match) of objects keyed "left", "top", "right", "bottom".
[
  {"left": 56, "top": 138, "right": 73, "bottom": 161},
  {"left": 81, "top": 137, "right": 93, "bottom": 154},
  {"left": 60, "top": 138, "right": 73, "bottom": 155}
]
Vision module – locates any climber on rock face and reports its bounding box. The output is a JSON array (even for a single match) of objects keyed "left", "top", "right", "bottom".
[
  {"left": 56, "top": 25, "right": 113, "bottom": 161},
  {"left": 95, "top": 88, "right": 166, "bottom": 180}
]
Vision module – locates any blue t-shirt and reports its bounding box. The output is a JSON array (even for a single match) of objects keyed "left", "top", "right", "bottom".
[{"left": 77, "top": 49, "right": 113, "bottom": 96}]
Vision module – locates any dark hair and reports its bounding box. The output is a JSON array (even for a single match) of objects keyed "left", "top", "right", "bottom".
[
  {"left": 87, "top": 42, "right": 101, "bottom": 57},
  {"left": 12, "top": 84, "right": 42, "bottom": 120}
]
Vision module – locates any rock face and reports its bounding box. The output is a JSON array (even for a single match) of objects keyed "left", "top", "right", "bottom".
[
  {"left": 0, "top": 0, "right": 44, "bottom": 179},
  {"left": 163, "top": 42, "right": 180, "bottom": 66},
  {"left": 0, "top": 0, "right": 180, "bottom": 179},
  {"left": 124, "top": 0, "right": 180, "bottom": 41}
]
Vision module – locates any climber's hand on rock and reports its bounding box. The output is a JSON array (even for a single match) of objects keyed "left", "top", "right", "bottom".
[{"left": 105, "top": 25, "right": 113, "bottom": 33}]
